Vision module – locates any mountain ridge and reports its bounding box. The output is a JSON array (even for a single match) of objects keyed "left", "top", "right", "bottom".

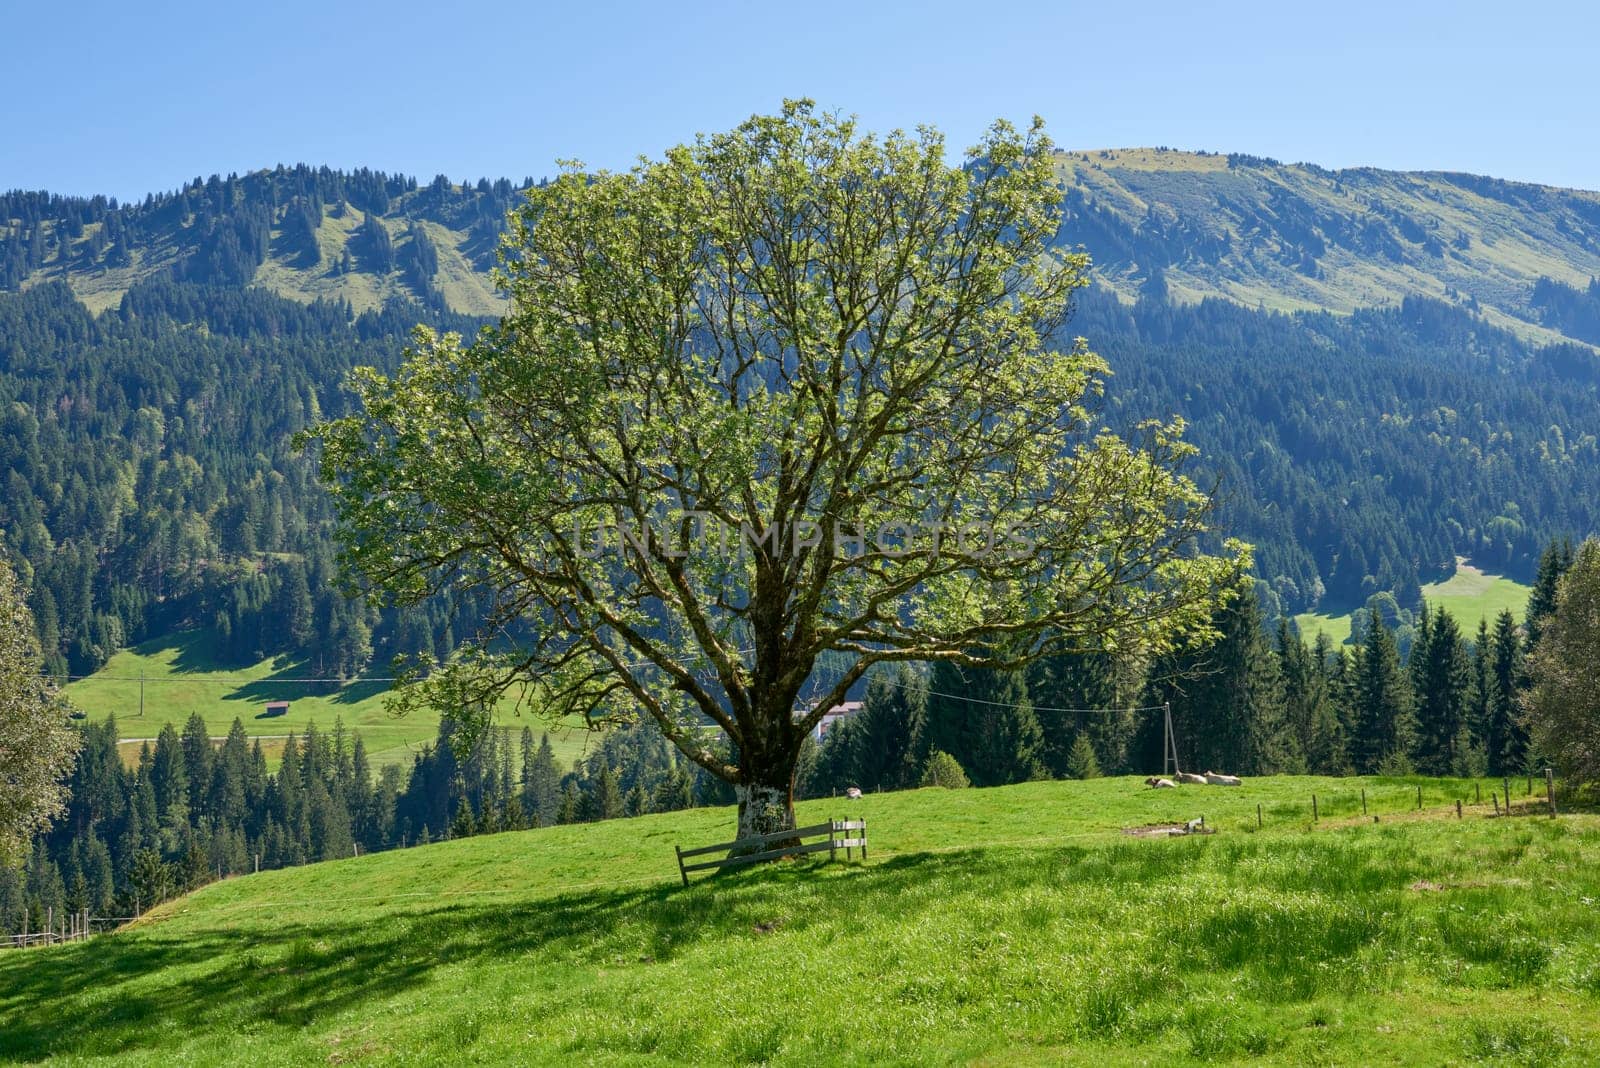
[
  {"left": 6, "top": 152, "right": 1600, "bottom": 350},
  {"left": 1050, "top": 147, "right": 1600, "bottom": 347}
]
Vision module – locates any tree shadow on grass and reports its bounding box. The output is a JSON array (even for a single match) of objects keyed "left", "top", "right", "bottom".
[
  {"left": 133, "top": 630, "right": 231, "bottom": 674},
  {"left": 0, "top": 851, "right": 987, "bottom": 1061},
  {"left": 4, "top": 822, "right": 1574, "bottom": 1061},
  {"left": 223, "top": 666, "right": 391, "bottom": 711}
]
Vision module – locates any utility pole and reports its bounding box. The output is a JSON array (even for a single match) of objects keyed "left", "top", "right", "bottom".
[{"left": 1162, "top": 702, "right": 1179, "bottom": 777}]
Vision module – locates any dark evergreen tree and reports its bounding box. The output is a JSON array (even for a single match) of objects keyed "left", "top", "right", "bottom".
[
  {"left": 1351, "top": 609, "right": 1416, "bottom": 772},
  {"left": 915, "top": 660, "right": 1043, "bottom": 787},
  {"left": 1525, "top": 538, "right": 1574, "bottom": 652},
  {"left": 1146, "top": 584, "right": 1294, "bottom": 775},
  {"left": 522, "top": 733, "right": 562, "bottom": 827},
  {"left": 179, "top": 712, "right": 214, "bottom": 821},
  {"left": 1486, "top": 609, "right": 1527, "bottom": 774},
  {"left": 1279, "top": 621, "right": 1345, "bottom": 773},
  {"left": 1411, "top": 606, "right": 1473, "bottom": 775},
  {"left": 450, "top": 797, "right": 477, "bottom": 839},
  {"left": 1028, "top": 649, "right": 1128, "bottom": 776},
  {"left": 591, "top": 764, "right": 624, "bottom": 822}
]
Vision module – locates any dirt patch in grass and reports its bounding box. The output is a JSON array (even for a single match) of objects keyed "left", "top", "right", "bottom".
[{"left": 1123, "top": 821, "right": 1215, "bottom": 839}]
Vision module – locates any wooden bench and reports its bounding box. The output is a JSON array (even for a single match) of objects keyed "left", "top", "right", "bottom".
[{"left": 675, "top": 818, "right": 867, "bottom": 885}]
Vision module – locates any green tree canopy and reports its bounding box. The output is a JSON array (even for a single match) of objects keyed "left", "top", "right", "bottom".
[
  {"left": 308, "top": 102, "right": 1243, "bottom": 838},
  {"left": 1527, "top": 538, "right": 1600, "bottom": 785},
  {"left": 0, "top": 559, "right": 80, "bottom": 863}
]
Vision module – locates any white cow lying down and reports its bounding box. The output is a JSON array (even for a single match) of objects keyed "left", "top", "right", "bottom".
[
  {"left": 1204, "top": 771, "right": 1243, "bottom": 786},
  {"left": 1176, "top": 772, "right": 1209, "bottom": 785},
  {"left": 1144, "top": 776, "right": 1178, "bottom": 789}
]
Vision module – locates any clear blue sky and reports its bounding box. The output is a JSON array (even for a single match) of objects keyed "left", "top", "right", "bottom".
[{"left": 7, "top": 0, "right": 1598, "bottom": 201}]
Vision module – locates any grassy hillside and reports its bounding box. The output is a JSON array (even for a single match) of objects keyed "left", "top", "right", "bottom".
[
  {"left": 1294, "top": 561, "right": 1532, "bottom": 647},
  {"left": 4, "top": 775, "right": 1597, "bottom": 1064},
  {"left": 62, "top": 630, "right": 588, "bottom": 770},
  {"left": 1053, "top": 147, "right": 1600, "bottom": 346}
]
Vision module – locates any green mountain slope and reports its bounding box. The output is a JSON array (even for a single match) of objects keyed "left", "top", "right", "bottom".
[
  {"left": 1053, "top": 147, "right": 1600, "bottom": 345},
  {"left": 4, "top": 777, "right": 1597, "bottom": 1064},
  {"left": 0, "top": 168, "right": 516, "bottom": 315},
  {"left": 9, "top": 153, "right": 1600, "bottom": 349}
]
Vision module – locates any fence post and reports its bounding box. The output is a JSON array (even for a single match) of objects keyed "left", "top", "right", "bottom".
[
  {"left": 1504, "top": 777, "right": 1512, "bottom": 815},
  {"left": 1546, "top": 768, "right": 1558, "bottom": 818},
  {"left": 1361, "top": 788, "right": 1367, "bottom": 815},
  {"left": 675, "top": 844, "right": 689, "bottom": 887},
  {"left": 1312, "top": 794, "right": 1318, "bottom": 822},
  {"left": 1417, "top": 785, "right": 1422, "bottom": 810},
  {"left": 1493, "top": 792, "right": 1500, "bottom": 816},
  {"left": 1257, "top": 803, "right": 1262, "bottom": 829},
  {"left": 830, "top": 820, "right": 837, "bottom": 863},
  {"left": 1456, "top": 800, "right": 1462, "bottom": 819},
  {"left": 46, "top": 907, "right": 52, "bottom": 945}
]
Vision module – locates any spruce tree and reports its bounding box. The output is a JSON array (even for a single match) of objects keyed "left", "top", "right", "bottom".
[
  {"left": 1486, "top": 609, "right": 1526, "bottom": 774},
  {"left": 1278, "top": 620, "right": 1342, "bottom": 773},
  {"left": 915, "top": 660, "right": 1043, "bottom": 787},
  {"left": 592, "top": 764, "right": 624, "bottom": 821},
  {"left": 1412, "top": 607, "right": 1472, "bottom": 775},
  {"left": 1029, "top": 649, "right": 1125, "bottom": 777},
  {"left": 1525, "top": 538, "right": 1574, "bottom": 652},
  {"left": 522, "top": 734, "right": 561, "bottom": 826},
  {"left": 1064, "top": 734, "right": 1101, "bottom": 779},
  {"left": 853, "top": 667, "right": 923, "bottom": 790},
  {"left": 624, "top": 784, "right": 647, "bottom": 818},
  {"left": 179, "top": 712, "right": 214, "bottom": 821},
  {"left": 810, "top": 714, "right": 866, "bottom": 795},
  {"left": 1470, "top": 617, "right": 1491, "bottom": 742},
  {"left": 450, "top": 797, "right": 477, "bottom": 839},
  {"left": 652, "top": 767, "right": 694, "bottom": 813},
  {"left": 556, "top": 782, "right": 581, "bottom": 824},
  {"left": 150, "top": 723, "right": 189, "bottom": 845},
  {"left": 1352, "top": 609, "right": 1416, "bottom": 772},
  {"left": 1147, "top": 584, "right": 1294, "bottom": 775}
]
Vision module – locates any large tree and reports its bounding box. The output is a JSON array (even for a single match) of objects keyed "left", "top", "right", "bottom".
[
  {"left": 0, "top": 559, "right": 81, "bottom": 863},
  {"left": 1526, "top": 538, "right": 1600, "bottom": 786},
  {"left": 309, "top": 103, "right": 1243, "bottom": 839}
]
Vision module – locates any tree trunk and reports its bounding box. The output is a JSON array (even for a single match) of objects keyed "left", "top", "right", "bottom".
[{"left": 733, "top": 747, "right": 798, "bottom": 846}]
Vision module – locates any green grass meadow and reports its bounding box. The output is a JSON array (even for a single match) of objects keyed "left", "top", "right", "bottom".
[
  {"left": 4, "top": 774, "right": 1598, "bottom": 1064},
  {"left": 61, "top": 631, "right": 589, "bottom": 771},
  {"left": 1294, "top": 562, "right": 1532, "bottom": 648}
]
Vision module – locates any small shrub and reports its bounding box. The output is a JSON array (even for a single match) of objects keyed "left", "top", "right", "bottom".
[
  {"left": 1065, "top": 734, "right": 1101, "bottom": 780},
  {"left": 920, "top": 750, "right": 970, "bottom": 789},
  {"left": 1376, "top": 750, "right": 1415, "bottom": 776}
]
